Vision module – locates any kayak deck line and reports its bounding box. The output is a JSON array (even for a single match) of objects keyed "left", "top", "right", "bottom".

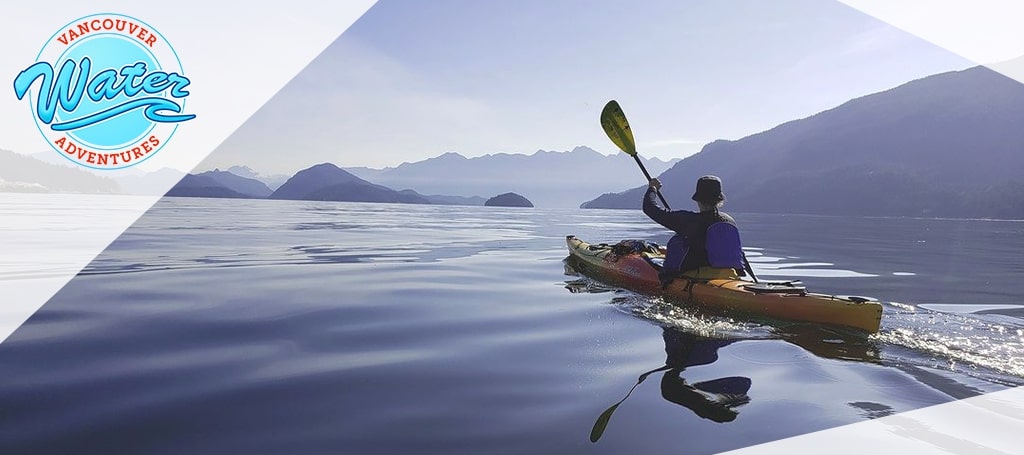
[{"left": 564, "top": 235, "right": 883, "bottom": 333}]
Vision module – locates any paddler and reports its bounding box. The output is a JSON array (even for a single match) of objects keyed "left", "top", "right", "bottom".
[{"left": 643, "top": 175, "right": 747, "bottom": 287}]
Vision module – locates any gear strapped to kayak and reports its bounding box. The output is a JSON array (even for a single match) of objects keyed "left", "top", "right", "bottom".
[{"left": 565, "top": 235, "right": 882, "bottom": 333}]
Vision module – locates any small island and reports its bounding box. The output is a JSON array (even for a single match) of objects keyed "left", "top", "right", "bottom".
[{"left": 484, "top": 192, "right": 533, "bottom": 208}]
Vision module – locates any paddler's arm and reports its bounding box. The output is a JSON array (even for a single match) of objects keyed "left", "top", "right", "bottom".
[{"left": 642, "top": 178, "right": 676, "bottom": 230}]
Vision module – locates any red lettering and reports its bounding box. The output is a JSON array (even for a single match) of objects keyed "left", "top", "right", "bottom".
[
  {"left": 132, "top": 147, "right": 143, "bottom": 159},
  {"left": 146, "top": 34, "right": 157, "bottom": 47},
  {"left": 149, "top": 135, "right": 160, "bottom": 147},
  {"left": 142, "top": 141, "right": 153, "bottom": 153},
  {"left": 86, "top": 152, "right": 97, "bottom": 164},
  {"left": 54, "top": 137, "right": 66, "bottom": 148}
]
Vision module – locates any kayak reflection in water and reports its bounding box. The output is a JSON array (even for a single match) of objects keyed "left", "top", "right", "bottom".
[
  {"left": 590, "top": 328, "right": 752, "bottom": 442},
  {"left": 659, "top": 328, "right": 751, "bottom": 423}
]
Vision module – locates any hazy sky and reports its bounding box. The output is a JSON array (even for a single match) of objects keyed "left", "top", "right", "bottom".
[{"left": 205, "top": 0, "right": 972, "bottom": 174}]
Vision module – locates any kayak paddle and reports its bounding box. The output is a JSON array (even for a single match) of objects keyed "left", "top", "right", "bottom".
[{"left": 600, "top": 100, "right": 671, "bottom": 209}]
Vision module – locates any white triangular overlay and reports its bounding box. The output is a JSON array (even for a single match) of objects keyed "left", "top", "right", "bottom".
[
  {"left": 840, "top": 0, "right": 1024, "bottom": 80},
  {"left": 736, "top": 1, "right": 1024, "bottom": 453},
  {"left": 725, "top": 387, "right": 1024, "bottom": 454},
  {"left": 0, "top": 1, "right": 376, "bottom": 343}
]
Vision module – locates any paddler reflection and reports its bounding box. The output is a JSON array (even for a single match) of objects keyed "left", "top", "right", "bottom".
[
  {"left": 659, "top": 328, "right": 751, "bottom": 422},
  {"left": 590, "top": 328, "right": 752, "bottom": 442}
]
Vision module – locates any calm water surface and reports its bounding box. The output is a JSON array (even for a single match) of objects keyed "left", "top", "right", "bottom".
[{"left": 1, "top": 198, "right": 1022, "bottom": 454}]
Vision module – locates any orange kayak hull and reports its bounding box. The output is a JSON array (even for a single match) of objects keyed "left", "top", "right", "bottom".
[{"left": 565, "top": 235, "right": 882, "bottom": 333}]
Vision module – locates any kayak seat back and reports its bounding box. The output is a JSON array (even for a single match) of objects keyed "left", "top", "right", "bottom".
[{"left": 706, "top": 222, "right": 744, "bottom": 269}]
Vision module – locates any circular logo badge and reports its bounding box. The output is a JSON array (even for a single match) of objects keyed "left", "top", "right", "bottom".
[{"left": 13, "top": 13, "right": 195, "bottom": 169}]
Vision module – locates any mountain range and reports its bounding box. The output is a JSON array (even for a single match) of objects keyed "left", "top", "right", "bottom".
[
  {"left": 165, "top": 162, "right": 490, "bottom": 205},
  {"left": 344, "top": 147, "right": 680, "bottom": 208},
  {"left": 582, "top": 65, "right": 1024, "bottom": 219},
  {"left": 24, "top": 151, "right": 187, "bottom": 196},
  {"left": 268, "top": 163, "right": 429, "bottom": 203},
  {"left": 166, "top": 170, "right": 274, "bottom": 199},
  {"left": 225, "top": 166, "right": 290, "bottom": 191},
  {"left": 7, "top": 63, "right": 1024, "bottom": 218},
  {"left": 165, "top": 147, "right": 676, "bottom": 207},
  {"left": 0, "top": 149, "right": 119, "bottom": 193}
]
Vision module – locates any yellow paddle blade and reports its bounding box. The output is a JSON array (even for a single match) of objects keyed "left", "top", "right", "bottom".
[{"left": 600, "top": 100, "right": 637, "bottom": 156}]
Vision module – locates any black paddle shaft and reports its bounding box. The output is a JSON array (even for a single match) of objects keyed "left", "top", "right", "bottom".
[{"left": 633, "top": 155, "right": 671, "bottom": 209}]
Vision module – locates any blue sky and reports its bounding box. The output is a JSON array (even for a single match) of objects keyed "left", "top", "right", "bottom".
[{"left": 205, "top": 0, "right": 972, "bottom": 174}]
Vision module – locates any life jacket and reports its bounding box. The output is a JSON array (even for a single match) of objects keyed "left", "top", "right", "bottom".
[
  {"left": 705, "top": 222, "right": 744, "bottom": 269},
  {"left": 660, "top": 213, "right": 744, "bottom": 286}
]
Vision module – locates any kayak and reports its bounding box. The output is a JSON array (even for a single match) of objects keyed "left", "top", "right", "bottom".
[{"left": 564, "top": 235, "right": 883, "bottom": 333}]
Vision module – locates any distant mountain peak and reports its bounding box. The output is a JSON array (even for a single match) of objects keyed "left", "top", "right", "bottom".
[
  {"left": 569, "top": 145, "right": 602, "bottom": 156},
  {"left": 271, "top": 162, "right": 395, "bottom": 202},
  {"left": 307, "top": 162, "right": 344, "bottom": 171},
  {"left": 166, "top": 168, "right": 273, "bottom": 199},
  {"left": 424, "top": 152, "right": 467, "bottom": 163},
  {"left": 393, "top": 152, "right": 467, "bottom": 170},
  {"left": 227, "top": 165, "right": 259, "bottom": 179}
]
